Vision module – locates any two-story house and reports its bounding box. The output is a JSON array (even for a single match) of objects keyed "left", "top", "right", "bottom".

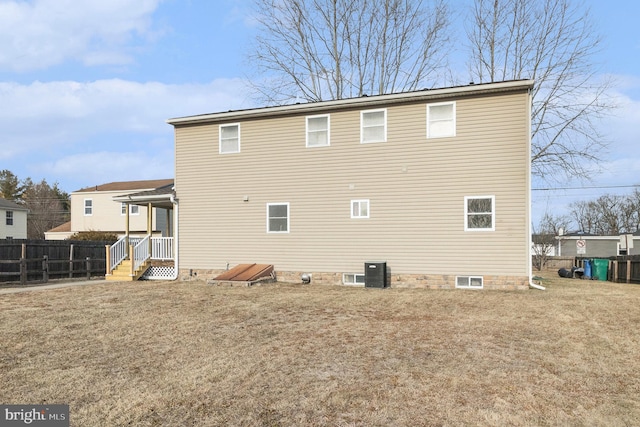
[
  {"left": 0, "top": 198, "right": 28, "bottom": 240},
  {"left": 166, "top": 80, "right": 534, "bottom": 289},
  {"left": 45, "top": 179, "right": 174, "bottom": 240}
]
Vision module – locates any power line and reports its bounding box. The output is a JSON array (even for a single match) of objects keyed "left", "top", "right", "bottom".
[{"left": 532, "top": 184, "right": 640, "bottom": 191}]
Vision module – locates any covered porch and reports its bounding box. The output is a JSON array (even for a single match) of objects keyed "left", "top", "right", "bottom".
[{"left": 105, "top": 183, "right": 178, "bottom": 281}]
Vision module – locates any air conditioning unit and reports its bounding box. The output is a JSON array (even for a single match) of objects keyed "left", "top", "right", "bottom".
[{"left": 365, "top": 262, "right": 387, "bottom": 288}]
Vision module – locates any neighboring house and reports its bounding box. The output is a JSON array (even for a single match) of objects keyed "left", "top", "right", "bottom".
[
  {"left": 557, "top": 231, "right": 639, "bottom": 257},
  {"left": 167, "top": 80, "right": 534, "bottom": 290},
  {"left": 0, "top": 198, "right": 28, "bottom": 239},
  {"left": 45, "top": 179, "right": 174, "bottom": 240}
]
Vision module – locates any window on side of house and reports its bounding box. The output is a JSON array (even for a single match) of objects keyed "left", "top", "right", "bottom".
[
  {"left": 464, "top": 196, "right": 495, "bottom": 231},
  {"left": 361, "top": 109, "right": 387, "bottom": 143},
  {"left": 351, "top": 199, "right": 370, "bottom": 219},
  {"left": 121, "top": 203, "right": 140, "bottom": 215},
  {"left": 6, "top": 211, "right": 13, "bottom": 226},
  {"left": 456, "top": 276, "right": 483, "bottom": 289},
  {"left": 343, "top": 273, "right": 365, "bottom": 285},
  {"left": 220, "top": 123, "right": 240, "bottom": 154},
  {"left": 267, "top": 203, "right": 289, "bottom": 233},
  {"left": 84, "top": 199, "right": 93, "bottom": 216},
  {"left": 427, "top": 101, "right": 456, "bottom": 139},
  {"left": 306, "top": 114, "right": 330, "bottom": 147}
]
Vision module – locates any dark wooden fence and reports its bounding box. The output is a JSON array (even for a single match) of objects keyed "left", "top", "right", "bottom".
[
  {"left": 0, "top": 240, "right": 109, "bottom": 285},
  {"left": 575, "top": 256, "right": 640, "bottom": 284}
]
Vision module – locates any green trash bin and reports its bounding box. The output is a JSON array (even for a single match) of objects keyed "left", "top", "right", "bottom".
[{"left": 592, "top": 259, "right": 609, "bottom": 281}]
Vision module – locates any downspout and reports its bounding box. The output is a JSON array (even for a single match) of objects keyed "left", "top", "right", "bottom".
[
  {"left": 170, "top": 194, "right": 179, "bottom": 280},
  {"left": 526, "top": 84, "right": 544, "bottom": 291}
]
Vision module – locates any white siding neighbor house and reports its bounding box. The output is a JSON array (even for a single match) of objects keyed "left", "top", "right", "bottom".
[
  {"left": 0, "top": 198, "right": 28, "bottom": 239},
  {"left": 168, "top": 80, "right": 534, "bottom": 290}
]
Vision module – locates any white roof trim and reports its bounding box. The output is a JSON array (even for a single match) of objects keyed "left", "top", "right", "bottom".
[{"left": 167, "top": 80, "right": 534, "bottom": 126}]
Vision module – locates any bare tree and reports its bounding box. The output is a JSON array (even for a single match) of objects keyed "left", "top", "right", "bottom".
[
  {"left": 22, "top": 179, "right": 70, "bottom": 239},
  {"left": 466, "top": 0, "right": 612, "bottom": 181},
  {"left": 532, "top": 212, "right": 569, "bottom": 270},
  {"left": 570, "top": 192, "right": 640, "bottom": 235},
  {"left": 249, "top": 0, "right": 451, "bottom": 104}
]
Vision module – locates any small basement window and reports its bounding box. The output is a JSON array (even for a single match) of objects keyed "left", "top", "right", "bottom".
[
  {"left": 343, "top": 273, "right": 365, "bottom": 286},
  {"left": 456, "top": 276, "right": 483, "bottom": 289}
]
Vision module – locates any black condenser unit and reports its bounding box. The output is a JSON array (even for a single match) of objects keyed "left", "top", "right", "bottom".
[{"left": 365, "top": 262, "right": 387, "bottom": 288}]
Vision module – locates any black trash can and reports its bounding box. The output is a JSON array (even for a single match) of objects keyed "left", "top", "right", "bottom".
[{"left": 365, "top": 262, "right": 387, "bottom": 288}]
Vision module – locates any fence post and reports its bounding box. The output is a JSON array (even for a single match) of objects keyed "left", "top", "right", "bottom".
[
  {"left": 86, "top": 257, "right": 91, "bottom": 279},
  {"left": 69, "top": 244, "right": 74, "bottom": 279},
  {"left": 627, "top": 259, "right": 632, "bottom": 284},
  {"left": 20, "top": 243, "right": 27, "bottom": 286},
  {"left": 42, "top": 255, "right": 49, "bottom": 283}
]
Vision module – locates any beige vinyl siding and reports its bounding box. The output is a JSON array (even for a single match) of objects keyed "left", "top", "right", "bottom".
[
  {"left": 175, "top": 89, "right": 530, "bottom": 277},
  {"left": 70, "top": 191, "right": 161, "bottom": 234}
]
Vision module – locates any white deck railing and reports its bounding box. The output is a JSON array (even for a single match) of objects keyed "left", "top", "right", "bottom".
[
  {"left": 108, "top": 236, "right": 174, "bottom": 275},
  {"left": 151, "top": 237, "right": 174, "bottom": 260},
  {"left": 109, "top": 236, "right": 128, "bottom": 272},
  {"left": 133, "top": 235, "right": 151, "bottom": 272}
]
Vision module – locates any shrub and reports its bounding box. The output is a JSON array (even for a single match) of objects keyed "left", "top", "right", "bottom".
[{"left": 67, "top": 230, "right": 119, "bottom": 243}]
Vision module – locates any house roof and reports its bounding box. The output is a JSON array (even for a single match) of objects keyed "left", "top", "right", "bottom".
[
  {"left": 74, "top": 179, "right": 174, "bottom": 193},
  {"left": 0, "top": 198, "right": 28, "bottom": 211},
  {"left": 113, "top": 182, "right": 176, "bottom": 209},
  {"left": 167, "top": 79, "right": 535, "bottom": 126},
  {"left": 47, "top": 221, "right": 71, "bottom": 233}
]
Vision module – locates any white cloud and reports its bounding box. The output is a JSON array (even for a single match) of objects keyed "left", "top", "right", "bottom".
[
  {"left": 1, "top": 77, "right": 252, "bottom": 190},
  {"left": 0, "top": 0, "right": 164, "bottom": 71}
]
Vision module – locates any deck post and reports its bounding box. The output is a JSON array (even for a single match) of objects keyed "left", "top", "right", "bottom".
[
  {"left": 105, "top": 245, "right": 111, "bottom": 275},
  {"left": 130, "top": 244, "right": 135, "bottom": 276}
]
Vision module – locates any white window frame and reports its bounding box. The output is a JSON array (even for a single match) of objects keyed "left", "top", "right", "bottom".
[
  {"left": 343, "top": 273, "right": 365, "bottom": 286},
  {"left": 267, "top": 202, "right": 290, "bottom": 234},
  {"left": 84, "top": 199, "right": 93, "bottom": 216},
  {"left": 360, "top": 109, "right": 387, "bottom": 143},
  {"left": 6, "top": 211, "right": 13, "bottom": 226},
  {"left": 306, "top": 114, "right": 330, "bottom": 147},
  {"left": 464, "top": 195, "right": 495, "bottom": 231},
  {"left": 219, "top": 123, "right": 240, "bottom": 154},
  {"left": 121, "top": 203, "right": 140, "bottom": 216},
  {"left": 351, "top": 199, "right": 370, "bottom": 219},
  {"left": 456, "top": 276, "right": 484, "bottom": 289},
  {"left": 427, "top": 101, "right": 456, "bottom": 139}
]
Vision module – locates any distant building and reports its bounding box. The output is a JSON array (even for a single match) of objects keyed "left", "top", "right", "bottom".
[
  {"left": 557, "top": 231, "right": 638, "bottom": 257},
  {"left": 0, "top": 198, "right": 28, "bottom": 239},
  {"left": 45, "top": 179, "right": 173, "bottom": 240}
]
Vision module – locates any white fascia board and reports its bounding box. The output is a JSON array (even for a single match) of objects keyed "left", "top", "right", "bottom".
[{"left": 167, "top": 80, "right": 535, "bottom": 126}]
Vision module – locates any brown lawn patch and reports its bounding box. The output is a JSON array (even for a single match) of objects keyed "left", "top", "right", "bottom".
[{"left": 1, "top": 272, "right": 640, "bottom": 426}]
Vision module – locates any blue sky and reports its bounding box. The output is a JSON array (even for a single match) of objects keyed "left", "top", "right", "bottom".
[{"left": 1, "top": 0, "right": 639, "bottom": 228}]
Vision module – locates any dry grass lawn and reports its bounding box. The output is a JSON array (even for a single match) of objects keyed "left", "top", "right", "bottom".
[{"left": 1, "top": 272, "right": 640, "bottom": 426}]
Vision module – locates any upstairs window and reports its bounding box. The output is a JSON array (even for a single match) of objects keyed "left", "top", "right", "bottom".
[
  {"left": 267, "top": 203, "right": 289, "bottom": 233},
  {"left": 84, "top": 199, "right": 93, "bottom": 216},
  {"left": 351, "top": 199, "right": 370, "bottom": 219},
  {"left": 6, "top": 211, "right": 13, "bottom": 226},
  {"left": 427, "top": 102, "right": 456, "bottom": 138},
  {"left": 306, "top": 115, "right": 330, "bottom": 147},
  {"left": 465, "top": 196, "right": 495, "bottom": 231},
  {"left": 220, "top": 123, "right": 240, "bottom": 154},
  {"left": 361, "top": 109, "right": 386, "bottom": 143}
]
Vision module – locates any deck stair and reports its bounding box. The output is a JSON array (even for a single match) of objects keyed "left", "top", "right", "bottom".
[
  {"left": 106, "top": 259, "right": 151, "bottom": 282},
  {"left": 211, "top": 264, "right": 275, "bottom": 285}
]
